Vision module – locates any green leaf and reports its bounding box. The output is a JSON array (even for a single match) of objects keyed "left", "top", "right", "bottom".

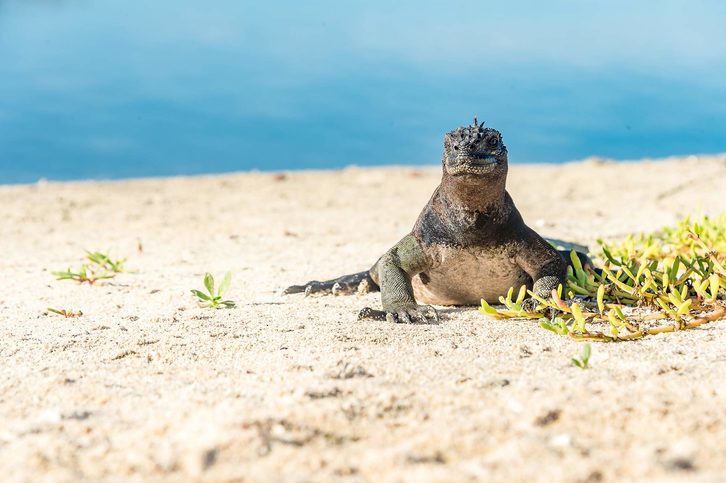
[
  {"left": 203, "top": 273, "right": 215, "bottom": 296},
  {"left": 566, "top": 265, "right": 576, "bottom": 283},
  {"left": 614, "top": 306, "right": 626, "bottom": 321},
  {"left": 620, "top": 265, "right": 636, "bottom": 283},
  {"left": 191, "top": 289, "right": 211, "bottom": 301},
  {"left": 679, "top": 284, "right": 688, "bottom": 301},
  {"left": 539, "top": 318, "right": 569, "bottom": 335},
  {"left": 709, "top": 274, "right": 720, "bottom": 299},
  {"left": 601, "top": 246, "right": 620, "bottom": 266},
  {"left": 697, "top": 278, "right": 709, "bottom": 295},
  {"left": 571, "top": 303, "right": 586, "bottom": 333},
  {"left": 607, "top": 309, "right": 622, "bottom": 328},
  {"left": 479, "top": 299, "right": 500, "bottom": 316},
  {"left": 570, "top": 250, "right": 586, "bottom": 286},
  {"left": 677, "top": 299, "right": 692, "bottom": 315},
  {"left": 635, "top": 262, "right": 647, "bottom": 282},
  {"left": 596, "top": 284, "right": 605, "bottom": 314},
  {"left": 526, "top": 290, "right": 550, "bottom": 306},
  {"left": 582, "top": 343, "right": 591, "bottom": 363},
  {"left": 671, "top": 256, "right": 681, "bottom": 279},
  {"left": 218, "top": 272, "right": 232, "bottom": 297},
  {"left": 567, "top": 280, "right": 590, "bottom": 296},
  {"left": 571, "top": 344, "right": 591, "bottom": 369},
  {"left": 516, "top": 285, "right": 527, "bottom": 305},
  {"left": 539, "top": 320, "right": 559, "bottom": 333}
]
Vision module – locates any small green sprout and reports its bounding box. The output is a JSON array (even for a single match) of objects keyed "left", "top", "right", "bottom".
[
  {"left": 85, "top": 250, "right": 134, "bottom": 273},
  {"left": 571, "top": 343, "right": 591, "bottom": 369},
  {"left": 52, "top": 264, "right": 115, "bottom": 284},
  {"left": 191, "top": 272, "right": 236, "bottom": 309},
  {"left": 53, "top": 249, "right": 134, "bottom": 284},
  {"left": 47, "top": 308, "right": 83, "bottom": 318},
  {"left": 539, "top": 317, "right": 570, "bottom": 335}
]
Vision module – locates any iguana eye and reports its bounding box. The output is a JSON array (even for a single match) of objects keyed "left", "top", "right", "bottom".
[{"left": 487, "top": 135, "right": 499, "bottom": 147}]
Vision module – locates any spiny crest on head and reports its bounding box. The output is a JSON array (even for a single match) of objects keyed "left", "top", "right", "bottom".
[{"left": 452, "top": 116, "right": 488, "bottom": 143}]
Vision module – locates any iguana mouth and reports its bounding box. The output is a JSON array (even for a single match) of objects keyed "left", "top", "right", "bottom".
[
  {"left": 447, "top": 154, "right": 500, "bottom": 175},
  {"left": 467, "top": 154, "right": 499, "bottom": 166}
]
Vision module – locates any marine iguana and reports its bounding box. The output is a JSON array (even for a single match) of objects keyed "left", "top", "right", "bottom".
[{"left": 285, "top": 118, "right": 590, "bottom": 323}]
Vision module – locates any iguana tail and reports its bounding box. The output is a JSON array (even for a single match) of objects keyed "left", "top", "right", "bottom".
[{"left": 283, "top": 270, "right": 379, "bottom": 296}]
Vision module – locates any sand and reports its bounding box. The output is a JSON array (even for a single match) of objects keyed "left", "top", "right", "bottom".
[{"left": 0, "top": 155, "right": 725, "bottom": 482}]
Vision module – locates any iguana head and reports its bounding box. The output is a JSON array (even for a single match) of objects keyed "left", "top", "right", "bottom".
[{"left": 442, "top": 118, "right": 508, "bottom": 179}]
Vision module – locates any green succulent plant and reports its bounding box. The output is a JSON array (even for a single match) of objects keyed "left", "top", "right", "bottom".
[
  {"left": 191, "top": 272, "right": 236, "bottom": 309},
  {"left": 480, "top": 214, "right": 725, "bottom": 342}
]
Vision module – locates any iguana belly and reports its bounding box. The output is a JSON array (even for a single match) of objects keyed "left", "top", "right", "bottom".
[{"left": 411, "top": 246, "right": 532, "bottom": 305}]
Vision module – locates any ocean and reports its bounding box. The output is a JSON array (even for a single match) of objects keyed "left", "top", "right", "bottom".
[{"left": 1, "top": 0, "right": 725, "bottom": 184}]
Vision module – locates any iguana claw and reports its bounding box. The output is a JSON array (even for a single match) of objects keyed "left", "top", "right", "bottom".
[
  {"left": 358, "top": 305, "right": 439, "bottom": 324},
  {"left": 520, "top": 297, "right": 539, "bottom": 313}
]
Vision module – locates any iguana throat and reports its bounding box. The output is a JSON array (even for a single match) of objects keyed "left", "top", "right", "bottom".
[{"left": 438, "top": 171, "right": 508, "bottom": 214}]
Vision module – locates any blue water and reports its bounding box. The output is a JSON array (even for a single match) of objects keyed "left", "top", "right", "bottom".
[{"left": 1, "top": 1, "right": 725, "bottom": 184}]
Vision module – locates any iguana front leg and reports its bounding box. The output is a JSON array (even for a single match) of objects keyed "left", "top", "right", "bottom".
[
  {"left": 360, "top": 234, "right": 438, "bottom": 324},
  {"left": 516, "top": 229, "right": 567, "bottom": 312}
]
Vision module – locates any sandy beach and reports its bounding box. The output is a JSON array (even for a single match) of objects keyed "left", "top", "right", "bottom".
[{"left": 1, "top": 155, "right": 725, "bottom": 482}]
